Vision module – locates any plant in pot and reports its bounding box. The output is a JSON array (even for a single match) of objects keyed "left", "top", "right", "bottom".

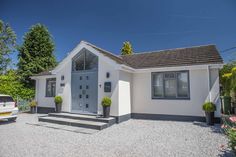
[
  {"left": 54, "top": 96, "right": 63, "bottom": 113},
  {"left": 202, "top": 102, "right": 216, "bottom": 125},
  {"left": 29, "top": 100, "right": 37, "bottom": 114},
  {"left": 101, "top": 97, "right": 111, "bottom": 118}
]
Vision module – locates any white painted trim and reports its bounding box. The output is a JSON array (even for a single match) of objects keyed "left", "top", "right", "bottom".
[
  {"left": 52, "top": 41, "right": 121, "bottom": 74},
  {"left": 207, "top": 65, "right": 211, "bottom": 102},
  {"left": 120, "top": 64, "right": 223, "bottom": 73},
  {"left": 30, "top": 74, "right": 56, "bottom": 80},
  {"left": 35, "top": 79, "right": 38, "bottom": 101}
]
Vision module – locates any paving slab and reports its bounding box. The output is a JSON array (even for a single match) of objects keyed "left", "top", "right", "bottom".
[{"left": 27, "top": 121, "right": 99, "bottom": 134}]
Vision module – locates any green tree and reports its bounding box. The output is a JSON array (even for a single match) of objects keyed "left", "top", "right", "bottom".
[
  {"left": 0, "top": 70, "right": 34, "bottom": 100},
  {"left": 18, "top": 24, "right": 57, "bottom": 86},
  {"left": 121, "top": 41, "right": 133, "bottom": 55},
  {"left": 0, "top": 20, "right": 17, "bottom": 74},
  {"left": 220, "top": 61, "right": 236, "bottom": 95}
]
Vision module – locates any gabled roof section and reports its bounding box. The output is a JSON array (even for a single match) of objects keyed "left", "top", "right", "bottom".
[
  {"left": 32, "top": 41, "right": 224, "bottom": 77},
  {"left": 82, "top": 41, "right": 125, "bottom": 65},
  {"left": 121, "top": 45, "right": 223, "bottom": 69}
]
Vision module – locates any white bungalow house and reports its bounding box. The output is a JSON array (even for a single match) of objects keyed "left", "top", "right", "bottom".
[{"left": 31, "top": 41, "right": 223, "bottom": 123}]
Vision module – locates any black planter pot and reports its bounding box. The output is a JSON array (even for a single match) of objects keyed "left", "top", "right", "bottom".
[
  {"left": 205, "top": 112, "right": 214, "bottom": 125},
  {"left": 103, "top": 106, "right": 110, "bottom": 118},
  {"left": 30, "top": 106, "right": 36, "bottom": 114},
  {"left": 55, "top": 103, "right": 62, "bottom": 113}
]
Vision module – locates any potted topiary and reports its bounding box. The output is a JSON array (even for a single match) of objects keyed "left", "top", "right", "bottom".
[
  {"left": 29, "top": 100, "right": 37, "bottom": 114},
  {"left": 54, "top": 96, "right": 63, "bottom": 113},
  {"left": 202, "top": 102, "right": 216, "bottom": 125},
  {"left": 101, "top": 97, "right": 112, "bottom": 118}
]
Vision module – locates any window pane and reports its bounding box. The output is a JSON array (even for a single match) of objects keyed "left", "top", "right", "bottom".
[
  {"left": 177, "top": 72, "right": 189, "bottom": 97},
  {"left": 153, "top": 73, "right": 163, "bottom": 97},
  {"left": 85, "top": 51, "right": 98, "bottom": 70},
  {"left": 74, "top": 52, "right": 85, "bottom": 71},
  {"left": 46, "top": 78, "right": 56, "bottom": 97},
  {"left": 152, "top": 71, "right": 189, "bottom": 99},
  {"left": 46, "top": 81, "right": 51, "bottom": 96},
  {"left": 51, "top": 82, "right": 56, "bottom": 97},
  {"left": 164, "top": 79, "right": 176, "bottom": 97}
]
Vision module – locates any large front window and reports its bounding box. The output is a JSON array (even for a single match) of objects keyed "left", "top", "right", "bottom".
[
  {"left": 152, "top": 71, "right": 190, "bottom": 99},
  {"left": 72, "top": 50, "right": 98, "bottom": 71},
  {"left": 46, "top": 78, "right": 56, "bottom": 97}
]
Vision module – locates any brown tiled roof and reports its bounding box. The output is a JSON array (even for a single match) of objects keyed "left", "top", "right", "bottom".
[
  {"left": 121, "top": 45, "right": 223, "bottom": 69},
  {"left": 33, "top": 43, "right": 223, "bottom": 76}
]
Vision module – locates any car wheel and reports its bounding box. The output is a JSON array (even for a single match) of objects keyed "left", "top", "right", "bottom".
[{"left": 8, "top": 117, "right": 17, "bottom": 122}]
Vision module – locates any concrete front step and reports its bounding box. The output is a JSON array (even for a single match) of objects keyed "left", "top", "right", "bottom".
[
  {"left": 38, "top": 116, "right": 108, "bottom": 130},
  {"left": 48, "top": 113, "right": 116, "bottom": 125}
]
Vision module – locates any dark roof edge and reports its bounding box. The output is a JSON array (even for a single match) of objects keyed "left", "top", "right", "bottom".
[{"left": 82, "top": 41, "right": 123, "bottom": 60}]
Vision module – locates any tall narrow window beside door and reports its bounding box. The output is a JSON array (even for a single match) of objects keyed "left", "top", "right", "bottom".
[
  {"left": 152, "top": 71, "right": 190, "bottom": 99},
  {"left": 46, "top": 78, "right": 56, "bottom": 97}
]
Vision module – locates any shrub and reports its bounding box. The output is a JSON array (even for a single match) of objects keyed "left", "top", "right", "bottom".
[
  {"left": 29, "top": 100, "right": 37, "bottom": 107},
  {"left": 101, "top": 97, "right": 111, "bottom": 107},
  {"left": 227, "top": 128, "right": 236, "bottom": 153},
  {"left": 18, "top": 104, "right": 30, "bottom": 111},
  {"left": 202, "top": 102, "right": 216, "bottom": 112},
  {"left": 220, "top": 63, "right": 236, "bottom": 96},
  {"left": 17, "top": 99, "right": 30, "bottom": 112},
  {"left": 222, "top": 115, "right": 236, "bottom": 154},
  {"left": 0, "top": 70, "right": 34, "bottom": 100},
  {"left": 54, "top": 96, "right": 63, "bottom": 104}
]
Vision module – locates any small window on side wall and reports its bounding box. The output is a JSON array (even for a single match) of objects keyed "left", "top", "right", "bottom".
[
  {"left": 152, "top": 71, "right": 189, "bottom": 99},
  {"left": 46, "top": 78, "right": 56, "bottom": 97},
  {"left": 61, "top": 75, "right": 64, "bottom": 81}
]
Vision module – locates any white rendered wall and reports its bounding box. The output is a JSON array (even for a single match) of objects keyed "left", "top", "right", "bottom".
[
  {"left": 131, "top": 67, "right": 221, "bottom": 117},
  {"left": 97, "top": 57, "right": 119, "bottom": 116},
  {"left": 55, "top": 61, "right": 72, "bottom": 112},
  {"left": 118, "top": 71, "right": 132, "bottom": 116},
  {"left": 208, "top": 68, "right": 221, "bottom": 117},
  {"left": 35, "top": 76, "right": 56, "bottom": 108},
  {"left": 54, "top": 45, "right": 120, "bottom": 115}
]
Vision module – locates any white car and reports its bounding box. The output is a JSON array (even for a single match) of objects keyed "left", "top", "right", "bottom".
[{"left": 0, "top": 94, "right": 18, "bottom": 121}]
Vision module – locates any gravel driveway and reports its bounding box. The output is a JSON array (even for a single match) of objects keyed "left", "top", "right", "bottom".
[{"left": 0, "top": 113, "right": 233, "bottom": 157}]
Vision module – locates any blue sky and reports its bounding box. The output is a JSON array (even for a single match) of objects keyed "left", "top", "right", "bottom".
[{"left": 1, "top": 0, "right": 236, "bottom": 64}]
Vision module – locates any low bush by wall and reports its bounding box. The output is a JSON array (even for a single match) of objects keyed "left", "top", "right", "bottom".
[
  {"left": 17, "top": 99, "right": 30, "bottom": 112},
  {"left": 222, "top": 115, "right": 236, "bottom": 154}
]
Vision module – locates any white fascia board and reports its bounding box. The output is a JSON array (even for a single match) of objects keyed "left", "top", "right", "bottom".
[
  {"left": 85, "top": 45, "right": 121, "bottom": 69},
  {"left": 209, "top": 64, "right": 224, "bottom": 69},
  {"left": 52, "top": 41, "right": 85, "bottom": 73},
  {"left": 30, "top": 74, "right": 56, "bottom": 80},
  {"left": 131, "top": 63, "right": 224, "bottom": 73},
  {"left": 119, "top": 65, "right": 136, "bottom": 73}
]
